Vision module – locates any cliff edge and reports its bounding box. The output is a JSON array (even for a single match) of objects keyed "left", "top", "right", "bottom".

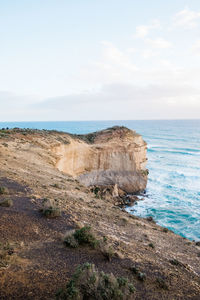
[{"left": 53, "top": 126, "right": 148, "bottom": 194}]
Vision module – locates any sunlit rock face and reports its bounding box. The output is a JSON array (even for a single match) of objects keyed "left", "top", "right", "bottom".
[{"left": 54, "top": 126, "right": 148, "bottom": 193}]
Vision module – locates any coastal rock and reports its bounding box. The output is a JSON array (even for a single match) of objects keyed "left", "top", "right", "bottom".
[{"left": 53, "top": 126, "right": 148, "bottom": 193}]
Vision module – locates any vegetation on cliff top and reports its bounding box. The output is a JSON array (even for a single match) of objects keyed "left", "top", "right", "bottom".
[
  {"left": 75, "top": 126, "right": 140, "bottom": 144},
  {"left": 56, "top": 263, "right": 135, "bottom": 300}
]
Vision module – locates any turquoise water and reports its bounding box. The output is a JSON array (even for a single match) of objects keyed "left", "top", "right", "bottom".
[{"left": 1, "top": 120, "right": 200, "bottom": 241}]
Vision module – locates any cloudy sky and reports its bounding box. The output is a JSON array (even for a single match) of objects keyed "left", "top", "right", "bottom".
[{"left": 1, "top": 0, "right": 200, "bottom": 121}]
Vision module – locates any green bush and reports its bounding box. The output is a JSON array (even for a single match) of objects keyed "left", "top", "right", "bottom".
[
  {"left": 0, "top": 199, "right": 13, "bottom": 207},
  {"left": 129, "top": 266, "right": 139, "bottom": 275},
  {"left": 156, "top": 277, "right": 168, "bottom": 290},
  {"left": 0, "top": 243, "right": 14, "bottom": 268},
  {"left": 137, "top": 272, "right": 146, "bottom": 281},
  {"left": 64, "top": 230, "right": 117, "bottom": 263},
  {"left": 169, "top": 259, "right": 181, "bottom": 266},
  {"left": 74, "top": 226, "right": 99, "bottom": 248},
  {"left": 140, "top": 169, "right": 149, "bottom": 176},
  {"left": 40, "top": 199, "right": 61, "bottom": 218},
  {"left": 101, "top": 245, "right": 115, "bottom": 262},
  {"left": 64, "top": 231, "right": 79, "bottom": 248},
  {"left": 64, "top": 226, "right": 99, "bottom": 249},
  {"left": 0, "top": 186, "right": 8, "bottom": 195},
  {"left": 41, "top": 207, "right": 61, "bottom": 218},
  {"left": 56, "top": 263, "right": 135, "bottom": 300},
  {"left": 148, "top": 243, "right": 155, "bottom": 249}
]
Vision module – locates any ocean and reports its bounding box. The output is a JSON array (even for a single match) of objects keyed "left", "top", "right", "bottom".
[{"left": 0, "top": 119, "right": 200, "bottom": 241}]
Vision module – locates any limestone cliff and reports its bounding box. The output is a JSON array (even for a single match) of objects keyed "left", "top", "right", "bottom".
[{"left": 53, "top": 126, "right": 148, "bottom": 193}]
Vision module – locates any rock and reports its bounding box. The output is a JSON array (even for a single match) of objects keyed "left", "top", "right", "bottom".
[
  {"left": 53, "top": 126, "right": 148, "bottom": 194},
  {"left": 118, "top": 188, "right": 126, "bottom": 197},
  {"left": 146, "top": 216, "right": 156, "bottom": 223},
  {"left": 112, "top": 184, "right": 119, "bottom": 198},
  {"left": 126, "top": 195, "right": 139, "bottom": 206}
]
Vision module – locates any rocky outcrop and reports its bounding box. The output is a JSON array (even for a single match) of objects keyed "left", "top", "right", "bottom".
[{"left": 54, "top": 126, "right": 148, "bottom": 193}]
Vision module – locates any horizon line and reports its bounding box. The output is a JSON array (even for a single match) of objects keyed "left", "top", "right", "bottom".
[{"left": 0, "top": 118, "right": 200, "bottom": 123}]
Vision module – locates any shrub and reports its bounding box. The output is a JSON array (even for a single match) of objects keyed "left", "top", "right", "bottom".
[
  {"left": 99, "top": 236, "right": 118, "bottom": 262},
  {"left": 137, "top": 272, "right": 146, "bottom": 281},
  {"left": 51, "top": 183, "right": 60, "bottom": 189},
  {"left": 56, "top": 263, "right": 135, "bottom": 300},
  {"left": 91, "top": 186, "right": 101, "bottom": 198},
  {"left": 101, "top": 245, "right": 115, "bottom": 262},
  {"left": 140, "top": 169, "right": 149, "bottom": 176},
  {"left": 0, "top": 243, "right": 14, "bottom": 268},
  {"left": 74, "top": 226, "right": 99, "bottom": 248},
  {"left": 162, "top": 227, "right": 169, "bottom": 233},
  {"left": 64, "top": 226, "right": 99, "bottom": 249},
  {"left": 169, "top": 259, "right": 181, "bottom": 266},
  {"left": 40, "top": 199, "right": 61, "bottom": 218},
  {"left": 0, "top": 199, "right": 13, "bottom": 207},
  {"left": 117, "top": 277, "right": 128, "bottom": 287},
  {"left": 64, "top": 231, "right": 79, "bottom": 248},
  {"left": 129, "top": 266, "right": 139, "bottom": 275},
  {"left": 41, "top": 207, "right": 61, "bottom": 218},
  {"left": 156, "top": 278, "right": 168, "bottom": 290},
  {"left": 0, "top": 186, "right": 8, "bottom": 195},
  {"left": 148, "top": 243, "right": 155, "bottom": 249}
]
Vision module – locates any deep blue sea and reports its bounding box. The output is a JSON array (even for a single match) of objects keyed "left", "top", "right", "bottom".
[{"left": 0, "top": 120, "right": 200, "bottom": 241}]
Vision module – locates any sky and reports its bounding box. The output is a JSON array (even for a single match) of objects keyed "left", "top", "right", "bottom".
[{"left": 0, "top": 0, "right": 200, "bottom": 121}]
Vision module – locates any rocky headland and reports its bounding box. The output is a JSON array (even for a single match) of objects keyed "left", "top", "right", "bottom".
[
  {"left": 0, "top": 127, "right": 199, "bottom": 299},
  {"left": 53, "top": 126, "right": 148, "bottom": 194}
]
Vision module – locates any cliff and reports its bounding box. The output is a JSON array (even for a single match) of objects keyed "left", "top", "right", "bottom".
[
  {"left": 53, "top": 126, "right": 148, "bottom": 194},
  {"left": 0, "top": 127, "right": 200, "bottom": 299}
]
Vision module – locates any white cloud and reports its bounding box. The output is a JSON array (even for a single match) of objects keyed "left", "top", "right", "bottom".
[
  {"left": 0, "top": 91, "right": 43, "bottom": 121},
  {"left": 126, "top": 48, "right": 137, "bottom": 54},
  {"left": 146, "top": 38, "right": 172, "bottom": 49},
  {"left": 191, "top": 40, "right": 200, "bottom": 55},
  {"left": 100, "top": 41, "right": 138, "bottom": 71},
  {"left": 173, "top": 7, "right": 200, "bottom": 29},
  {"left": 84, "top": 41, "right": 139, "bottom": 83},
  {"left": 135, "top": 19, "right": 161, "bottom": 38},
  {"left": 135, "top": 25, "right": 150, "bottom": 38},
  {"left": 159, "top": 59, "right": 174, "bottom": 69},
  {"left": 31, "top": 83, "right": 200, "bottom": 120},
  {"left": 77, "top": 39, "right": 199, "bottom": 90},
  {"left": 142, "top": 49, "right": 158, "bottom": 59}
]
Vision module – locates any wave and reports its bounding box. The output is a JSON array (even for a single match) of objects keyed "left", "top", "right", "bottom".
[{"left": 148, "top": 148, "right": 200, "bottom": 156}]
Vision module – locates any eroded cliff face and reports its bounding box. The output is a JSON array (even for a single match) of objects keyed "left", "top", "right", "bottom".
[{"left": 53, "top": 126, "right": 148, "bottom": 193}]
